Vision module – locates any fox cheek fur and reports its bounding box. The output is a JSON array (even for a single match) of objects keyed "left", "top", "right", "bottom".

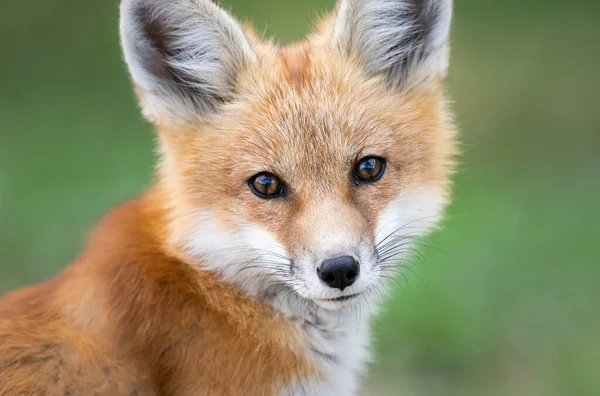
[{"left": 0, "top": 1, "right": 456, "bottom": 395}]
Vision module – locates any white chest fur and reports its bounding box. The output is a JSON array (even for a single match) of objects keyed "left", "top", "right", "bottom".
[{"left": 274, "top": 294, "right": 375, "bottom": 396}]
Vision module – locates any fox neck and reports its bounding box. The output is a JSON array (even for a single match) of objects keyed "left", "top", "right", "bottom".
[
  {"left": 268, "top": 288, "right": 374, "bottom": 395},
  {"left": 231, "top": 275, "right": 376, "bottom": 395}
]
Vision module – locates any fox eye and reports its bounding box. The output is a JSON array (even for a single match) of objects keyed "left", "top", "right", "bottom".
[
  {"left": 354, "top": 156, "right": 386, "bottom": 184},
  {"left": 248, "top": 172, "right": 285, "bottom": 199}
]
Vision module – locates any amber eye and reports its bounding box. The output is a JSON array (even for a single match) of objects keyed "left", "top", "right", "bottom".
[
  {"left": 248, "top": 172, "right": 285, "bottom": 199},
  {"left": 354, "top": 156, "right": 386, "bottom": 184}
]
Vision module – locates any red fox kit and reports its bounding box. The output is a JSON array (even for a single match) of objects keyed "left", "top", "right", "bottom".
[{"left": 0, "top": 0, "right": 456, "bottom": 394}]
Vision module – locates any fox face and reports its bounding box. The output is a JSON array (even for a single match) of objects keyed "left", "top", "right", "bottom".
[{"left": 120, "top": 0, "right": 456, "bottom": 310}]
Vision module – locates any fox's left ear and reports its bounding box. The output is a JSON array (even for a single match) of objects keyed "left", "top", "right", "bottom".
[{"left": 332, "top": 0, "right": 452, "bottom": 90}]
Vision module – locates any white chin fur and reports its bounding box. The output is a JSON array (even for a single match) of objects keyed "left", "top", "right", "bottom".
[{"left": 314, "top": 296, "right": 364, "bottom": 310}]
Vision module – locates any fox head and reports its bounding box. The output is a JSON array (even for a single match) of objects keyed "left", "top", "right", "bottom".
[{"left": 120, "top": 0, "right": 456, "bottom": 309}]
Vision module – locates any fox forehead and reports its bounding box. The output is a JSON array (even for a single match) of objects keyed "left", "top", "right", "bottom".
[{"left": 163, "top": 45, "right": 450, "bottom": 188}]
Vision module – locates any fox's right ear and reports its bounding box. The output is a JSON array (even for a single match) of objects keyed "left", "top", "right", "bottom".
[{"left": 120, "top": 0, "right": 256, "bottom": 123}]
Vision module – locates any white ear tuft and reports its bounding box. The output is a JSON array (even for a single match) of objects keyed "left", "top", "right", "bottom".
[
  {"left": 120, "top": 0, "right": 256, "bottom": 122},
  {"left": 333, "top": 0, "right": 453, "bottom": 90}
]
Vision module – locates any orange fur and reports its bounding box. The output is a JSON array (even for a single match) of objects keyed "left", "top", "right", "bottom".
[{"left": 0, "top": 192, "right": 318, "bottom": 395}]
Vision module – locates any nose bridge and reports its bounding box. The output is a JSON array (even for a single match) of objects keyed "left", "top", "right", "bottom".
[{"left": 295, "top": 196, "right": 367, "bottom": 257}]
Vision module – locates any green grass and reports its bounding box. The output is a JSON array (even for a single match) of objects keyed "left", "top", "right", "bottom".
[{"left": 1, "top": 1, "right": 599, "bottom": 395}]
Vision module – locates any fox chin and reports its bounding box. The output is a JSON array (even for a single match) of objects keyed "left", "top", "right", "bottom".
[{"left": 0, "top": 0, "right": 457, "bottom": 395}]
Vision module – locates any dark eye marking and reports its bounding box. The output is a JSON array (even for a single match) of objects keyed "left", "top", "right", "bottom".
[
  {"left": 354, "top": 156, "right": 386, "bottom": 184},
  {"left": 248, "top": 172, "right": 286, "bottom": 199}
]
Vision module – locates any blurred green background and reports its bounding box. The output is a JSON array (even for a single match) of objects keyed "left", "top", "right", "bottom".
[{"left": 1, "top": 0, "right": 599, "bottom": 395}]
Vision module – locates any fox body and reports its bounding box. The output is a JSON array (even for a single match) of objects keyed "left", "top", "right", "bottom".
[{"left": 0, "top": 0, "right": 456, "bottom": 395}]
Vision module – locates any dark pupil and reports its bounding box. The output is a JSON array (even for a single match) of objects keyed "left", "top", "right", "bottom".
[
  {"left": 255, "top": 175, "right": 277, "bottom": 195},
  {"left": 360, "top": 159, "right": 380, "bottom": 178}
]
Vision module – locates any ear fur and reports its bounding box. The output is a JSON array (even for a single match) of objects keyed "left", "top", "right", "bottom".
[
  {"left": 120, "top": 0, "right": 256, "bottom": 123},
  {"left": 332, "top": 0, "right": 453, "bottom": 90}
]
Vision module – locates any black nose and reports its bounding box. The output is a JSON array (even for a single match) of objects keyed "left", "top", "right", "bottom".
[{"left": 317, "top": 256, "right": 360, "bottom": 291}]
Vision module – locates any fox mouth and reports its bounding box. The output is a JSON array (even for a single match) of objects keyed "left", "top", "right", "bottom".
[{"left": 321, "top": 293, "right": 361, "bottom": 302}]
